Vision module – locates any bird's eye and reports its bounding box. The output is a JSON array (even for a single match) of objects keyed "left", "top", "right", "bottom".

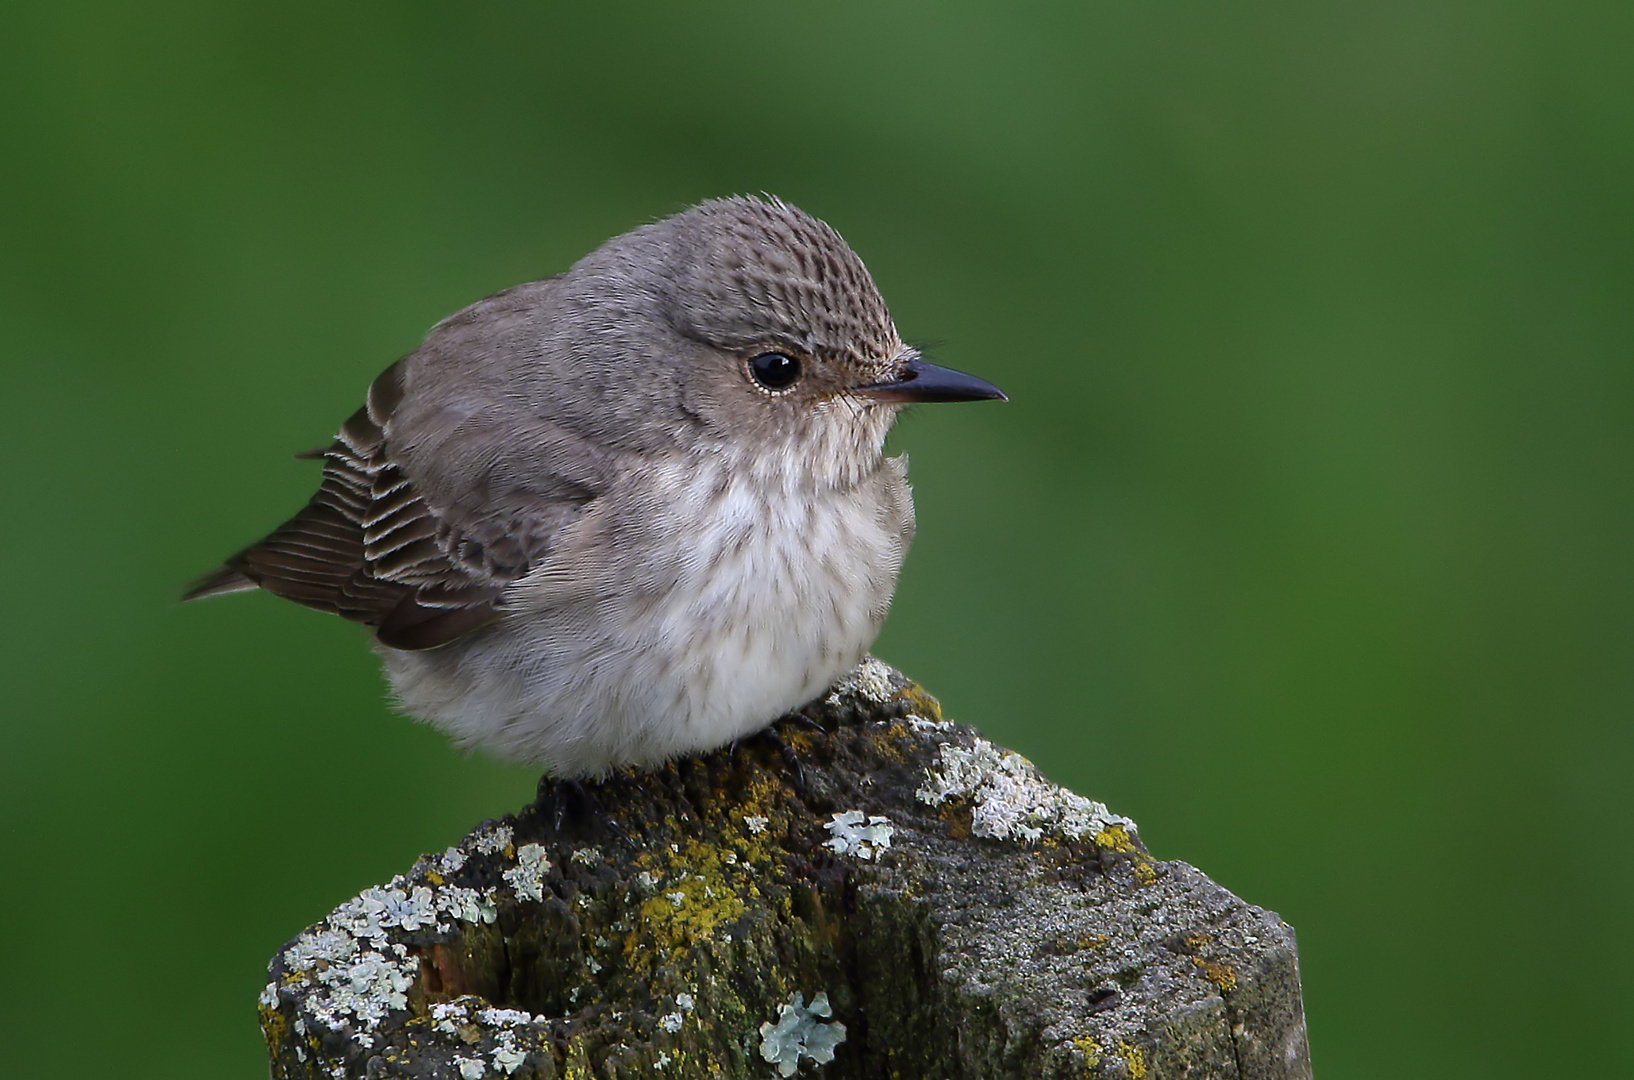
[{"left": 748, "top": 352, "right": 801, "bottom": 392}]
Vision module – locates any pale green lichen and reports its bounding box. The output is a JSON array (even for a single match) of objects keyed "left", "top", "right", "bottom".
[
  {"left": 758, "top": 992, "right": 846, "bottom": 1076},
  {"left": 825, "top": 656, "right": 895, "bottom": 705},
  {"left": 917, "top": 737, "right": 1134, "bottom": 844},
  {"left": 430, "top": 1000, "right": 467, "bottom": 1034},
  {"left": 501, "top": 843, "right": 551, "bottom": 901},
  {"left": 272, "top": 823, "right": 511, "bottom": 1054},
  {"left": 281, "top": 921, "right": 417, "bottom": 1031},
  {"left": 470, "top": 823, "right": 513, "bottom": 855},
  {"left": 491, "top": 1033, "right": 529, "bottom": 1074},
  {"left": 478, "top": 1007, "right": 541, "bottom": 1026},
  {"left": 823, "top": 810, "right": 894, "bottom": 859}
]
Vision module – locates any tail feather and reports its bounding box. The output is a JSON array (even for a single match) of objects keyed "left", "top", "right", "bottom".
[{"left": 181, "top": 565, "right": 259, "bottom": 602}]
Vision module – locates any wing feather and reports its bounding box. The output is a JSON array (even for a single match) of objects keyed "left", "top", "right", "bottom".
[
  {"left": 186, "top": 279, "right": 616, "bottom": 649},
  {"left": 184, "top": 352, "right": 599, "bottom": 649}
]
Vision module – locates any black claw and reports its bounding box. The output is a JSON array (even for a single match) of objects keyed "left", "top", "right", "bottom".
[
  {"left": 600, "top": 806, "right": 636, "bottom": 850},
  {"left": 757, "top": 725, "right": 807, "bottom": 796},
  {"left": 785, "top": 710, "right": 828, "bottom": 735}
]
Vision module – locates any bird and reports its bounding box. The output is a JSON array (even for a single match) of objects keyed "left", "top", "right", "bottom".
[{"left": 185, "top": 196, "right": 1004, "bottom": 777}]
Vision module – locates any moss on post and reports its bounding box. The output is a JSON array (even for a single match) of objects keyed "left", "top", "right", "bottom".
[{"left": 260, "top": 661, "right": 1313, "bottom": 1079}]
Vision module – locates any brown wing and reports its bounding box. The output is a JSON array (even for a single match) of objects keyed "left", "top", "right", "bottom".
[{"left": 185, "top": 361, "right": 506, "bottom": 650}]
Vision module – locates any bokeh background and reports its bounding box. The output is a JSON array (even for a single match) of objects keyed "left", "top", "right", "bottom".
[{"left": 4, "top": 2, "right": 1631, "bottom": 1076}]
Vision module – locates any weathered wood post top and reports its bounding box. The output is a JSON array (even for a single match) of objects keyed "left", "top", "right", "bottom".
[{"left": 259, "top": 661, "right": 1313, "bottom": 1079}]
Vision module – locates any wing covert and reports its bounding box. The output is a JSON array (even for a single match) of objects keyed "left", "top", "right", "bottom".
[{"left": 185, "top": 354, "right": 605, "bottom": 651}]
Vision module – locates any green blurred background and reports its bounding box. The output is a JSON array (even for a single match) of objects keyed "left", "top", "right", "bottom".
[{"left": 4, "top": 2, "right": 1630, "bottom": 1076}]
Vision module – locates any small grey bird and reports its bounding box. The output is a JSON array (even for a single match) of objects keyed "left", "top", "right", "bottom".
[{"left": 186, "top": 196, "right": 1003, "bottom": 776}]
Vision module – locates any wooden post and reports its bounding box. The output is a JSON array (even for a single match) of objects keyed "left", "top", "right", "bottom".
[{"left": 259, "top": 661, "right": 1312, "bottom": 1079}]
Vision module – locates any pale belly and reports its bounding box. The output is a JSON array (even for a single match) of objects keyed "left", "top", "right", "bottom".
[{"left": 379, "top": 459, "right": 913, "bottom": 775}]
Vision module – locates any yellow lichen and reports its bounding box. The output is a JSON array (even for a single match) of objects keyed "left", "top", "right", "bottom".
[
  {"left": 1119, "top": 1041, "right": 1148, "bottom": 1079},
  {"left": 937, "top": 804, "right": 972, "bottom": 840},
  {"left": 1074, "top": 1033, "right": 1103, "bottom": 1070},
  {"left": 783, "top": 728, "right": 819, "bottom": 755},
  {"left": 1191, "top": 955, "right": 1238, "bottom": 992},
  {"left": 1132, "top": 859, "right": 1158, "bottom": 886},
  {"left": 895, "top": 684, "right": 943, "bottom": 722},
  {"left": 1094, "top": 826, "right": 1136, "bottom": 853},
  {"left": 258, "top": 1004, "right": 287, "bottom": 1049},
  {"left": 867, "top": 725, "right": 912, "bottom": 763},
  {"left": 623, "top": 836, "right": 751, "bottom": 969},
  {"left": 562, "top": 1033, "right": 595, "bottom": 1079}
]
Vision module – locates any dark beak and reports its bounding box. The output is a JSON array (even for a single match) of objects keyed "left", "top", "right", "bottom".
[{"left": 857, "top": 357, "right": 1008, "bottom": 404}]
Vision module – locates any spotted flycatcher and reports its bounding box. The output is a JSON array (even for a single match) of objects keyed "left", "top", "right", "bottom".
[{"left": 186, "top": 197, "right": 1004, "bottom": 775}]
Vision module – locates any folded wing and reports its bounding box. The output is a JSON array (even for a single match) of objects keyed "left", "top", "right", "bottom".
[{"left": 184, "top": 355, "right": 600, "bottom": 651}]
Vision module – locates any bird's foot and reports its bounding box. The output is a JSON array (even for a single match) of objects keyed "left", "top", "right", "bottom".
[
  {"left": 538, "top": 775, "right": 633, "bottom": 847},
  {"left": 782, "top": 709, "right": 828, "bottom": 735},
  {"left": 752, "top": 724, "right": 808, "bottom": 797}
]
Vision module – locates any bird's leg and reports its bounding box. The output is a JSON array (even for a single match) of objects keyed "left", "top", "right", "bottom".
[
  {"left": 539, "top": 775, "right": 634, "bottom": 847},
  {"left": 533, "top": 774, "right": 578, "bottom": 832},
  {"left": 554, "top": 778, "right": 582, "bottom": 833},
  {"left": 755, "top": 724, "right": 807, "bottom": 797}
]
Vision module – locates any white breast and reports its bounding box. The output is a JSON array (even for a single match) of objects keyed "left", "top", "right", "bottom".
[{"left": 378, "top": 452, "right": 913, "bottom": 776}]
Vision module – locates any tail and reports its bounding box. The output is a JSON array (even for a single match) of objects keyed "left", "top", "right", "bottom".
[{"left": 181, "top": 564, "right": 259, "bottom": 602}]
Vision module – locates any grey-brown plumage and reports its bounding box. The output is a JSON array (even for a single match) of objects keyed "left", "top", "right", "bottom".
[
  {"left": 187, "top": 196, "right": 1003, "bottom": 775},
  {"left": 186, "top": 357, "right": 508, "bottom": 648}
]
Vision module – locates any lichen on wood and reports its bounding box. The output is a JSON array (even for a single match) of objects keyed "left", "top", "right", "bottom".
[{"left": 260, "top": 659, "right": 1313, "bottom": 1079}]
